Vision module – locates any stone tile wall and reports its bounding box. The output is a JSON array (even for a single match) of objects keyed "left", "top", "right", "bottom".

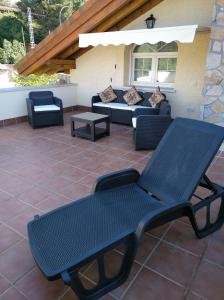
[{"left": 202, "top": 0, "right": 224, "bottom": 126}]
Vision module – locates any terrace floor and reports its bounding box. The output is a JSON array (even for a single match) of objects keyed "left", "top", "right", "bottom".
[{"left": 0, "top": 111, "right": 224, "bottom": 300}]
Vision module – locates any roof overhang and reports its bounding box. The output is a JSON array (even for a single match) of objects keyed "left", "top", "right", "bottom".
[{"left": 79, "top": 25, "right": 198, "bottom": 47}]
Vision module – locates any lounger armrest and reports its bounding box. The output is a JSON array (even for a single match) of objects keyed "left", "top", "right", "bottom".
[
  {"left": 92, "top": 168, "right": 140, "bottom": 193},
  {"left": 53, "top": 97, "right": 63, "bottom": 109}
]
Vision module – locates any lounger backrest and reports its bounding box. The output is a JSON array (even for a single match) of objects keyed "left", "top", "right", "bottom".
[{"left": 138, "top": 118, "right": 224, "bottom": 203}]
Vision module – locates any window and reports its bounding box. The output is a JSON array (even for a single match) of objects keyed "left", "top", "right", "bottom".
[{"left": 131, "top": 42, "right": 178, "bottom": 87}]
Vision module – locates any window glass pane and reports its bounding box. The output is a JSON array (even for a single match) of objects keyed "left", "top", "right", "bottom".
[
  {"left": 134, "top": 57, "right": 152, "bottom": 82},
  {"left": 134, "top": 42, "right": 178, "bottom": 53},
  {"left": 158, "top": 42, "right": 178, "bottom": 52},
  {"left": 134, "top": 44, "right": 155, "bottom": 53},
  {"left": 157, "top": 57, "right": 177, "bottom": 83}
]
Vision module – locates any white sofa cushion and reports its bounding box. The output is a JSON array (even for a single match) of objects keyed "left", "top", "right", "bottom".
[
  {"left": 93, "top": 102, "right": 146, "bottom": 112},
  {"left": 34, "top": 104, "right": 60, "bottom": 112},
  {"left": 132, "top": 118, "right": 136, "bottom": 128}
]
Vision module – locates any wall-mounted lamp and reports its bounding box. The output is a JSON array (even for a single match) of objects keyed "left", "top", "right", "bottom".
[{"left": 145, "top": 14, "right": 156, "bottom": 29}]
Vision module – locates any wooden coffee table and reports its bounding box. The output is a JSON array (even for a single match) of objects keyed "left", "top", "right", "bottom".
[{"left": 71, "top": 112, "right": 110, "bottom": 141}]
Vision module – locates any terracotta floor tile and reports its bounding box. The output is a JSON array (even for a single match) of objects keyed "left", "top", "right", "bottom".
[
  {"left": 17, "top": 186, "right": 52, "bottom": 206},
  {"left": 192, "top": 260, "right": 224, "bottom": 300},
  {"left": 0, "top": 287, "right": 27, "bottom": 300},
  {"left": 148, "top": 223, "right": 170, "bottom": 238},
  {"left": 135, "top": 234, "right": 158, "bottom": 264},
  {"left": 35, "top": 193, "right": 72, "bottom": 213},
  {"left": 0, "top": 198, "right": 29, "bottom": 222},
  {"left": 59, "top": 182, "right": 90, "bottom": 200},
  {"left": 0, "top": 224, "right": 23, "bottom": 253},
  {"left": 0, "top": 240, "right": 35, "bottom": 283},
  {"left": 186, "top": 292, "right": 205, "bottom": 300},
  {"left": 123, "top": 267, "right": 185, "bottom": 300},
  {"left": 0, "top": 275, "right": 11, "bottom": 295},
  {"left": 164, "top": 221, "right": 208, "bottom": 256},
  {"left": 6, "top": 207, "right": 42, "bottom": 237},
  {"left": 15, "top": 268, "right": 66, "bottom": 300},
  {"left": 147, "top": 241, "right": 199, "bottom": 286}
]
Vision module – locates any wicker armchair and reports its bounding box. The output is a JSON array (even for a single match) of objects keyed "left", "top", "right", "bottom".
[
  {"left": 26, "top": 91, "right": 64, "bottom": 128},
  {"left": 133, "top": 101, "right": 172, "bottom": 150}
]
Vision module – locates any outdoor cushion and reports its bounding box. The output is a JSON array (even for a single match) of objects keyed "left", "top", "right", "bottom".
[
  {"left": 34, "top": 105, "right": 60, "bottom": 112},
  {"left": 98, "top": 86, "right": 117, "bottom": 103},
  {"left": 123, "top": 87, "right": 142, "bottom": 105},
  {"left": 93, "top": 102, "right": 150, "bottom": 112},
  {"left": 132, "top": 117, "right": 136, "bottom": 128},
  {"left": 148, "top": 87, "right": 165, "bottom": 107}
]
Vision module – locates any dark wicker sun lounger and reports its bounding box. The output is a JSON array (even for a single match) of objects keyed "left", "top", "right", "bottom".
[{"left": 28, "top": 118, "right": 224, "bottom": 300}]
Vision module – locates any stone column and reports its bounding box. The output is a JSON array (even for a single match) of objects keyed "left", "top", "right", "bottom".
[{"left": 202, "top": 0, "right": 224, "bottom": 126}]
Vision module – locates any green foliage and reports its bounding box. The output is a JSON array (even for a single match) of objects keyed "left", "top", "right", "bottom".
[
  {"left": 0, "top": 13, "right": 29, "bottom": 47},
  {"left": 0, "top": 39, "right": 26, "bottom": 64},
  {"left": 0, "top": 0, "right": 11, "bottom": 6},
  {"left": 14, "top": 73, "right": 58, "bottom": 87},
  {"left": 17, "top": 0, "right": 85, "bottom": 43}
]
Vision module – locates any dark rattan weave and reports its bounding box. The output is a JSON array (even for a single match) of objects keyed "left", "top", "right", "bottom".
[{"left": 28, "top": 183, "right": 165, "bottom": 277}]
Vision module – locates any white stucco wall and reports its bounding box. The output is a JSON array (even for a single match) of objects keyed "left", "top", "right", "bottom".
[
  {"left": 71, "top": 0, "right": 214, "bottom": 119},
  {"left": 0, "top": 84, "right": 77, "bottom": 120}
]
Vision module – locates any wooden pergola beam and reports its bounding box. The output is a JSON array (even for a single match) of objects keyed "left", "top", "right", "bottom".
[{"left": 46, "top": 59, "right": 76, "bottom": 66}]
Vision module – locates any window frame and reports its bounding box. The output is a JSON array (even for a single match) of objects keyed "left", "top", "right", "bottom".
[{"left": 130, "top": 44, "right": 178, "bottom": 88}]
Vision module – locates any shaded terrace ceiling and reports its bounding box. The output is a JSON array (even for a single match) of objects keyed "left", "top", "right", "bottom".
[{"left": 16, "top": 0, "right": 164, "bottom": 76}]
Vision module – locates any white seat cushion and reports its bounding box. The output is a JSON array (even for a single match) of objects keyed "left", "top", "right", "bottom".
[
  {"left": 93, "top": 102, "right": 148, "bottom": 112},
  {"left": 132, "top": 118, "right": 136, "bottom": 128},
  {"left": 34, "top": 104, "right": 60, "bottom": 112}
]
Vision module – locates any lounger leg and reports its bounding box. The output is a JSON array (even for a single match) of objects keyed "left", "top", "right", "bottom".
[
  {"left": 189, "top": 182, "right": 224, "bottom": 239},
  {"left": 61, "top": 235, "right": 138, "bottom": 300}
]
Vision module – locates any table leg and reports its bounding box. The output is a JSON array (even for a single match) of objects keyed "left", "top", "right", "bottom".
[
  {"left": 106, "top": 120, "right": 110, "bottom": 136},
  {"left": 71, "top": 120, "right": 76, "bottom": 137},
  {"left": 91, "top": 123, "right": 95, "bottom": 141}
]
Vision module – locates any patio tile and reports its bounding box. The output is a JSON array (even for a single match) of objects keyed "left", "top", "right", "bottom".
[
  {"left": 204, "top": 227, "right": 224, "bottom": 267},
  {"left": 164, "top": 221, "right": 208, "bottom": 256},
  {"left": 0, "top": 224, "right": 23, "bottom": 253},
  {"left": 0, "top": 240, "right": 35, "bottom": 283},
  {"left": 35, "top": 193, "right": 72, "bottom": 213},
  {"left": 15, "top": 268, "right": 66, "bottom": 300},
  {"left": 59, "top": 182, "right": 91, "bottom": 200},
  {"left": 17, "top": 186, "right": 52, "bottom": 206},
  {"left": 148, "top": 223, "right": 170, "bottom": 238},
  {"left": 123, "top": 267, "right": 185, "bottom": 300},
  {"left": 191, "top": 260, "right": 224, "bottom": 300},
  {"left": 146, "top": 241, "right": 199, "bottom": 286},
  {"left": 0, "top": 198, "right": 29, "bottom": 222},
  {"left": 0, "top": 275, "right": 11, "bottom": 295},
  {"left": 0, "top": 287, "right": 27, "bottom": 300},
  {"left": 186, "top": 292, "right": 205, "bottom": 300},
  {"left": 61, "top": 287, "right": 114, "bottom": 300},
  {"left": 6, "top": 207, "right": 42, "bottom": 237}
]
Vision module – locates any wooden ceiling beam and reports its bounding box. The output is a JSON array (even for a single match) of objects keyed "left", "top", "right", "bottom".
[
  {"left": 17, "top": 0, "right": 130, "bottom": 75},
  {"left": 16, "top": 0, "right": 114, "bottom": 73},
  {"left": 46, "top": 59, "right": 76, "bottom": 66}
]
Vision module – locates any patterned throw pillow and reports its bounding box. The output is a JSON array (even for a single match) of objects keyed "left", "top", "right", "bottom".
[
  {"left": 123, "top": 87, "right": 142, "bottom": 106},
  {"left": 148, "top": 87, "right": 165, "bottom": 107},
  {"left": 98, "top": 86, "right": 117, "bottom": 103}
]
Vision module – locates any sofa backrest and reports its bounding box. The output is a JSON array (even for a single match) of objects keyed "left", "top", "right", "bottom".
[
  {"left": 113, "top": 89, "right": 153, "bottom": 107},
  {"left": 29, "top": 91, "right": 54, "bottom": 106},
  {"left": 157, "top": 101, "right": 171, "bottom": 115}
]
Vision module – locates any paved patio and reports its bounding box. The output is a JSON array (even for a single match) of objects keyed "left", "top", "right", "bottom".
[{"left": 0, "top": 111, "right": 223, "bottom": 300}]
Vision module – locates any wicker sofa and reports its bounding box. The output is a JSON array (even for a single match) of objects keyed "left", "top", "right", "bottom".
[{"left": 92, "top": 89, "right": 162, "bottom": 125}]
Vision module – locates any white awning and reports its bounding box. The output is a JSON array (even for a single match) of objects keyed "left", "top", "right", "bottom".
[{"left": 79, "top": 25, "right": 198, "bottom": 48}]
